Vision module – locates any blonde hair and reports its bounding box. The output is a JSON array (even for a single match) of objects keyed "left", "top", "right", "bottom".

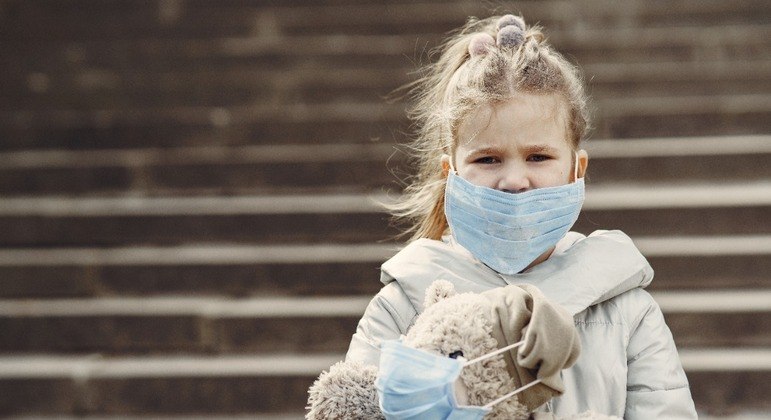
[{"left": 388, "top": 15, "right": 591, "bottom": 242}]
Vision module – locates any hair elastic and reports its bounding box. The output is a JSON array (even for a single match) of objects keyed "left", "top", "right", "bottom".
[
  {"left": 468, "top": 33, "right": 495, "bottom": 58},
  {"left": 496, "top": 14, "right": 526, "bottom": 48}
]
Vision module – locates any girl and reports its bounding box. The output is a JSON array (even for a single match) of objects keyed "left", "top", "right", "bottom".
[{"left": 346, "top": 15, "right": 697, "bottom": 418}]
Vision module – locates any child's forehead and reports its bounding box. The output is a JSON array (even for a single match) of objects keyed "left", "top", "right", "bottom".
[
  {"left": 457, "top": 94, "right": 571, "bottom": 150},
  {"left": 466, "top": 94, "right": 566, "bottom": 126}
]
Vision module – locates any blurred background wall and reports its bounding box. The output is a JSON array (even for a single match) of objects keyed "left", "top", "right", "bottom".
[{"left": 0, "top": 0, "right": 769, "bottom": 418}]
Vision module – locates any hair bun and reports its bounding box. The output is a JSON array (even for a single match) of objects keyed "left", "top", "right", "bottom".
[
  {"left": 496, "top": 15, "right": 526, "bottom": 48},
  {"left": 468, "top": 33, "right": 495, "bottom": 57}
]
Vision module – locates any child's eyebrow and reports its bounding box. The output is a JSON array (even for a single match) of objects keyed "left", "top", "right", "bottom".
[
  {"left": 520, "top": 144, "right": 560, "bottom": 154},
  {"left": 465, "top": 146, "right": 502, "bottom": 156},
  {"left": 464, "top": 144, "right": 561, "bottom": 157}
]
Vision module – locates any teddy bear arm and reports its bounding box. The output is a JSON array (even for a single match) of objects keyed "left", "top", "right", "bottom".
[{"left": 306, "top": 360, "right": 384, "bottom": 420}]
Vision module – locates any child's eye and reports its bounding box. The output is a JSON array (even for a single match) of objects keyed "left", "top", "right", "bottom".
[
  {"left": 474, "top": 156, "right": 499, "bottom": 164},
  {"left": 527, "top": 154, "right": 551, "bottom": 162}
]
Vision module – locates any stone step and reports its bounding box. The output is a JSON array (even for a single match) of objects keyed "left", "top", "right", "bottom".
[
  {"left": 583, "top": 135, "right": 771, "bottom": 184},
  {"left": 592, "top": 94, "right": 771, "bottom": 138},
  {"left": 0, "top": 135, "right": 768, "bottom": 196},
  {"left": 4, "top": 59, "right": 769, "bottom": 109},
  {"left": 0, "top": 235, "right": 768, "bottom": 299},
  {"left": 3, "top": 94, "right": 767, "bottom": 130},
  {"left": 584, "top": 60, "right": 771, "bottom": 98},
  {"left": 4, "top": 24, "right": 768, "bottom": 86},
  {"left": 0, "top": 119, "right": 403, "bottom": 152},
  {"left": 0, "top": 183, "right": 769, "bottom": 246},
  {"left": 3, "top": 0, "right": 768, "bottom": 41},
  {"left": 258, "top": 0, "right": 771, "bottom": 36},
  {"left": 0, "top": 349, "right": 767, "bottom": 416},
  {"left": 1, "top": 94, "right": 770, "bottom": 151},
  {"left": 0, "top": 353, "right": 340, "bottom": 416},
  {"left": 0, "top": 296, "right": 366, "bottom": 355},
  {"left": 0, "top": 142, "right": 401, "bottom": 196},
  {"left": 0, "top": 290, "right": 769, "bottom": 354}
]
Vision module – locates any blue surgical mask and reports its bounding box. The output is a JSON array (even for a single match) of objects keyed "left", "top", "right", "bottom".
[
  {"left": 444, "top": 157, "right": 585, "bottom": 275},
  {"left": 376, "top": 338, "right": 540, "bottom": 419}
]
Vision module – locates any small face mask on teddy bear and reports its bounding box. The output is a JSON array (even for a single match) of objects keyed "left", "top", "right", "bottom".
[{"left": 376, "top": 337, "right": 540, "bottom": 420}]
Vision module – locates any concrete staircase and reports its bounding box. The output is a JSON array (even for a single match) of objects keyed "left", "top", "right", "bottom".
[{"left": 0, "top": 0, "right": 769, "bottom": 418}]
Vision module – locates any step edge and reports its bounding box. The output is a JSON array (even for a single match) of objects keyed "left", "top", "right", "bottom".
[
  {"left": 0, "top": 235, "right": 768, "bottom": 266},
  {"left": 0, "top": 290, "right": 769, "bottom": 317},
  {"left": 0, "top": 135, "right": 768, "bottom": 169},
  {"left": 0, "top": 348, "right": 767, "bottom": 378},
  {"left": 1, "top": 181, "right": 771, "bottom": 216}
]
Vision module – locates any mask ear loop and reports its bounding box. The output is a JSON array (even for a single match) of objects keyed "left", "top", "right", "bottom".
[
  {"left": 461, "top": 340, "right": 545, "bottom": 409},
  {"left": 462, "top": 340, "right": 524, "bottom": 366},
  {"left": 572, "top": 151, "right": 583, "bottom": 182},
  {"left": 448, "top": 156, "right": 458, "bottom": 175},
  {"left": 574, "top": 152, "right": 579, "bottom": 181},
  {"left": 483, "top": 378, "right": 544, "bottom": 409}
]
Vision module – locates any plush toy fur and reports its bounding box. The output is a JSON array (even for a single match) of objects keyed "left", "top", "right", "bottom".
[
  {"left": 306, "top": 360, "right": 382, "bottom": 420},
  {"left": 306, "top": 280, "right": 620, "bottom": 419},
  {"left": 403, "top": 280, "right": 528, "bottom": 419}
]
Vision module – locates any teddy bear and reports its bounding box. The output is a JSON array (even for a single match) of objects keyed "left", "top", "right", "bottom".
[{"left": 306, "top": 280, "right": 620, "bottom": 419}]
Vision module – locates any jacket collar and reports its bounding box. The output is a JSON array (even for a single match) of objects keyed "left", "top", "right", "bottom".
[{"left": 381, "top": 233, "right": 651, "bottom": 316}]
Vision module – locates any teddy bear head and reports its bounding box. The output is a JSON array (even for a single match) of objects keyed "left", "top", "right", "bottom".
[{"left": 400, "top": 279, "right": 528, "bottom": 419}]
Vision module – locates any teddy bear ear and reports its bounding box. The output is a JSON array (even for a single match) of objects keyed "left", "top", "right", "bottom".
[{"left": 423, "top": 279, "right": 457, "bottom": 308}]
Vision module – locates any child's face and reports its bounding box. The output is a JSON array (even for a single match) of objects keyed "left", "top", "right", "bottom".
[{"left": 450, "top": 93, "right": 586, "bottom": 191}]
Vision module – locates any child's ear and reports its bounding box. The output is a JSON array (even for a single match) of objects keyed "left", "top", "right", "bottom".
[
  {"left": 576, "top": 149, "right": 589, "bottom": 179},
  {"left": 441, "top": 154, "right": 452, "bottom": 177}
]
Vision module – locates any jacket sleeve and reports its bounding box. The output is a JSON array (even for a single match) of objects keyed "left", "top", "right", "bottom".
[
  {"left": 623, "top": 290, "right": 698, "bottom": 419},
  {"left": 345, "top": 281, "right": 417, "bottom": 366}
]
